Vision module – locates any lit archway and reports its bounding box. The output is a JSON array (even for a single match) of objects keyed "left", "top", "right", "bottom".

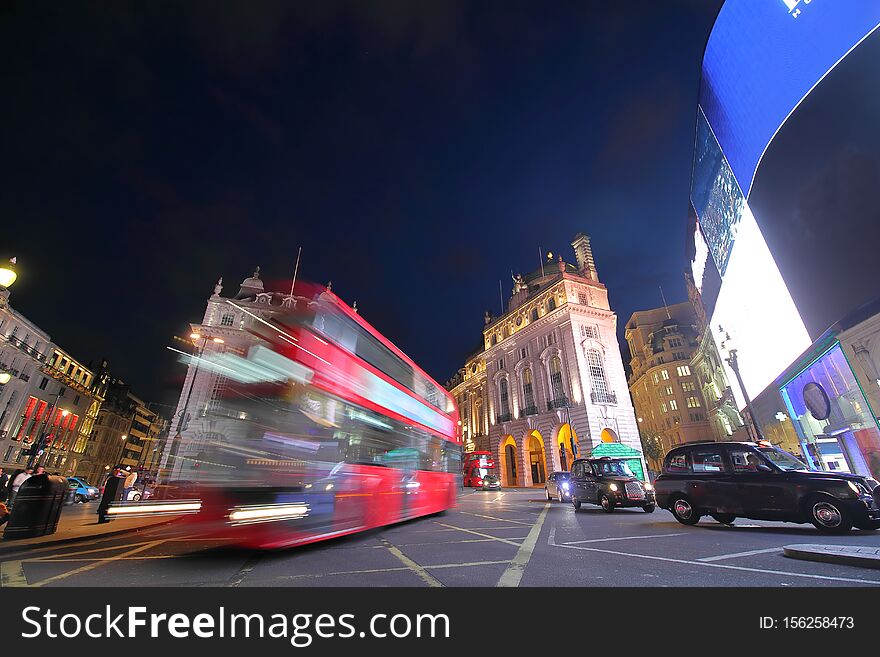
[
  {"left": 556, "top": 423, "right": 579, "bottom": 471},
  {"left": 498, "top": 435, "right": 517, "bottom": 487},
  {"left": 600, "top": 428, "right": 618, "bottom": 443},
  {"left": 524, "top": 429, "right": 547, "bottom": 486}
]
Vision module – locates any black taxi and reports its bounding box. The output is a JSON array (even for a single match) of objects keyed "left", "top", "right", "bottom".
[
  {"left": 654, "top": 441, "right": 880, "bottom": 534},
  {"left": 569, "top": 457, "right": 656, "bottom": 513}
]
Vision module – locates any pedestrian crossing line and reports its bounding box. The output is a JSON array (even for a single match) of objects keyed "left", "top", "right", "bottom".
[
  {"left": 434, "top": 522, "right": 524, "bottom": 547},
  {"left": 496, "top": 503, "right": 550, "bottom": 587},
  {"left": 380, "top": 539, "right": 443, "bottom": 587},
  {"left": 28, "top": 540, "right": 167, "bottom": 587},
  {"left": 1, "top": 560, "right": 28, "bottom": 587}
]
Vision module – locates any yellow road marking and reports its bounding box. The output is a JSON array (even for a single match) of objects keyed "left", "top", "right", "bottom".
[
  {"left": 457, "top": 511, "right": 533, "bottom": 525},
  {"left": 435, "top": 522, "right": 523, "bottom": 547},
  {"left": 28, "top": 540, "right": 166, "bottom": 587},
  {"left": 496, "top": 503, "right": 549, "bottom": 587},
  {"left": 380, "top": 539, "right": 443, "bottom": 587}
]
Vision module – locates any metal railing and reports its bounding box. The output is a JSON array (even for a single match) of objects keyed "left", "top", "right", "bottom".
[
  {"left": 547, "top": 397, "right": 570, "bottom": 410},
  {"left": 496, "top": 412, "right": 512, "bottom": 423},
  {"left": 520, "top": 405, "right": 538, "bottom": 418},
  {"left": 591, "top": 390, "right": 617, "bottom": 405}
]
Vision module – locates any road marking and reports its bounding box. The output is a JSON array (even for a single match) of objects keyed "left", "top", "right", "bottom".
[
  {"left": 412, "top": 525, "right": 525, "bottom": 533},
  {"left": 496, "top": 503, "right": 550, "bottom": 587},
  {"left": 391, "top": 537, "right": 529, "bottom": 548},
  {"left": 282, "top": 559, "right": 512, "bottom": 581},
  {"left": 698, "top": 547, "right": 785, "bottom": 562},
  {"left": 0, "top": 560, "right": 28, "bottom": 587},
  {"left": 227, "top": 554, "right": 263, "bottom": 587},
  {"left": 380, "top": 539, "right": 442, "bottom": 587},
  {"left": 549, "top": 537, "right": 880, "bottom": 585},
  {"left": 457, "top": 511, "right": 533, "bottom": 526},
  {"left": 435, "top": 523, "right": 523, "bottom": 546},
  {"left": 28, "top": 540, "right": 167, "bottom": 587},
  {"left": 562, "top": 533, "right": 687, "bottom": 545}
]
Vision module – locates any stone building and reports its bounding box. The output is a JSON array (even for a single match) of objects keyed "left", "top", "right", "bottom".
[
  {"left": 447, "top": 234, "right": 646, "bottom": 486},
  {"left": 625, "top": 301, "right": 713, "bottom": 468}
]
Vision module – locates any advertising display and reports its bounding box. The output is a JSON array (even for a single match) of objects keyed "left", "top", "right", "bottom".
[{"left": 688, "top": 1, "right": 880, "bottom": 407}]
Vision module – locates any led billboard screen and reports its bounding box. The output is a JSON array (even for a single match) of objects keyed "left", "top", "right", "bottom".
[{"left": 689, "top": 1, "right": 880, "bottom": 407}]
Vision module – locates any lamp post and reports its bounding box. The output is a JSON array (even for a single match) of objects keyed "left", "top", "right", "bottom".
[{"left": 718, "top": 327, "right": 763, "bottom": 441}]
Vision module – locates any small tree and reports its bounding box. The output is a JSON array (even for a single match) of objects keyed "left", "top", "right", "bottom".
[{"left": 640, "top": 431, "right": 664, "bottom": 471}]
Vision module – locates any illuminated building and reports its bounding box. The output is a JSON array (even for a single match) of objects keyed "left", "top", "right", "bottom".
[
  {"left": 686, "top": 4, "right": 880, "bottom": 475},
  {"left": 446, "top": 234, "right": 646, "bottom": 486},
  {"left": 160, "top": 268, "right": 305, "bottom": 481},
  {"left": 0, "top": 287, "right": 107, "bottom": 477},
  {"left": 625, "top": 302, "right": 713, "bottom": 467}
]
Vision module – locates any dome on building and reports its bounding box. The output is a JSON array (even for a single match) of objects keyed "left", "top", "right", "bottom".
[{"left": 233, "top": 266, "right": 264, "bottom": 300}]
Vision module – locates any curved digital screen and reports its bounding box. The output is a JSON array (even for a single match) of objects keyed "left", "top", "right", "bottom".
[{"left": 689, "top": 1, "right": 880, "bottom": 407}]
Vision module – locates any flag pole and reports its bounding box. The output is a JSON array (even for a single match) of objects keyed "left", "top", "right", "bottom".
[
  {"left": 539, "top": 247, "right": 545, "bottom": 278},
  {"left": 498, "top": 279, "right": 504, "bottom": 315},
  {"left": 289, "top": 247, "right": 302, "bottom": 298}
]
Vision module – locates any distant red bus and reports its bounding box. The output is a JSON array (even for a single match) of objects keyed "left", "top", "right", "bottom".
[{"left": 171, "top": 283, "right": 461, "bottom": 549}]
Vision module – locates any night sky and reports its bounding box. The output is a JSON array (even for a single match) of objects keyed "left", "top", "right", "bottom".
[{"left": 1, "top": 1, "right": 722, "bottom": 410}]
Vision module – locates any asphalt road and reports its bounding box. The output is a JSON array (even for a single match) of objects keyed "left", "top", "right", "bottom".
[{"left": 3, "top": 488, "right": 880, "bottom": 587}]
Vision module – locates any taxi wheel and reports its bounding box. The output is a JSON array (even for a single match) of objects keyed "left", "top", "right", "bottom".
[
  {"left": 74, "top": 494, "right": 84, "bottom": 503},
  {"left": 642, "top": 503, "right": 656, "bottom": 513},
  {"left": 670, "top": 496, "right": 701, "bottom": 526},
  {"left": 546, "top": 488, "right": 551, "bottom": 500},
  {"left": 600, "top": 493, "right": 615, "bottom": 513},
  {"left": 710, "top": 513, "right": 735, "bottom": 525},
  {"left": 557, "top": 489, "right": 564, "bottom": 503},
  {"left": 808, "top": 496, "right": 852, "bottom": 534},
  {"left": 131, "top": 493, "right": 142, "bottom": 502},
  {"left": 572, "top": 497, "right": 581, "bottom": 510}
]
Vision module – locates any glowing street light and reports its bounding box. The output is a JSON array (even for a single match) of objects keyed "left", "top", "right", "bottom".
[
  {"left": 0, "top": 372, "right": 11, "bottom": 385},
  {"left": 0, "top": 258, "right": 18, "bottom": 289}
]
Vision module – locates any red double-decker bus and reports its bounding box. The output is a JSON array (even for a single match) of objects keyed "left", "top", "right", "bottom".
[{"left": 171, "top": 284, "right": 461, "bottom": 549}]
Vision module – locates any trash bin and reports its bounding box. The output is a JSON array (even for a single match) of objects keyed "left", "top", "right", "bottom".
[
  {"left": 3, "top": 474, "right": 68, "bottom": 540},
  {"left": 63, "top": 478, "right": 78, "bottom": 506},
  {"left": 96, "top": 474, "right": 125, "bottom": 523}
]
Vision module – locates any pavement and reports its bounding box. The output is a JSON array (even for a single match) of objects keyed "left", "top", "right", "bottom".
[
  {"left": 0, "top": 501, "right": 180, "bottom": 558},
  {"left": 3, "top": 488, "right": 880, "bottom": 587},
  {"left": 784, "top": 543, "right": 880, "bottom": 569}
]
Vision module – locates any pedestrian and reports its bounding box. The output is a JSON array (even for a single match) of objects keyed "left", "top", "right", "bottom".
[
  {"left": 9, "top": 467, "right": 33, "bottom": 506},
  {"left": 123, "top": 467, "right": 137, "bottom": 500},
  {"left": 33, "top": 465, "right": 45, "bottom": 476},
  {"left": 0, "top": 501, "right": 9, "bottom": 527},
  {"left": 0, "top": 467, "right": 8, "bottom": 503}
]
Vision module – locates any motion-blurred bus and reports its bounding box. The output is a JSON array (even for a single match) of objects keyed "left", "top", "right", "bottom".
[{"left": 170, "top": 284, "right": 461, "bottom": 549}]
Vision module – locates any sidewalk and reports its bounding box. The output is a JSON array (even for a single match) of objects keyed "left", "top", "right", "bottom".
[
  {"left": 0, "top": 502, "right": 180, "bottom": 557},
  {"left": 783, "top": 543, "right": 880, "bottom": 570}
]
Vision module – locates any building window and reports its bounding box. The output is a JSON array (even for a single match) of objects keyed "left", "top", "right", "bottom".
[
  {"left": 521, "top": 368, "right": 536, "bottom": 412},
  {"left": 673, "top": 352, "right": 686, "bottom": 360},
  {"left": 499, "top": 379, "right": 511, "bottom": 419},
  {"left": 520, "top": 347, "right": 527, "bottom": 360},
  {"left": 498, "top": 358, "right": 504, "bottom": 370},
  {"left": 39, "top": 377, "right": 49, "bottom": 390},
  {"left": 661, "top": 369, "right": 670, "bottom": 381},
  {"left": 669, "top": 338, "right": 682, "bottom": 347},
  {"left": 546, "top": 333, "right": 555, "bottom": 347},
  {"left": 3, "top": 445, "right": 13, "bottom": 462},
  {"left": 661, "top": 402, "right": 668, "bottom": 413},
  {"left": 669, "top": 399, "right": 678, "bottom": 411},
  {"left": 652, "top": 372, "right": 659, "bottom": 385},
  {"left": 491, "top": 334, "right": 497, "bottom": 346},
  {"left": 682, "top": 381, "right": 696, "bottom": 392},
  {"left": 686, "top": 396, "right": 701, "bottom": 408},
  {"left": 547, "top": 297, "right": 556, "bottom": 312},
  {"left": 676, "top": 365, "right": 691, "bottom": 377},
  {"left": 530, "top": 308, "right": 539, "bottom": 322},
  {"left": 221, "top": 314, "right": 234, "bottom": 327},
  {"left": 665, "top": 385, "right": 673, "bottom": 396},
  {"left": 585, "top": 349, "right": 612, "bottom": 403},
  {"left": 578, "top": 292, "right": 588, "bottom": 305},
  {"left": 580, "top": 325, "right": 598, "bottom": 340},
  {"left": 550, "top": 356, "right": 565, "bottom": 402}
]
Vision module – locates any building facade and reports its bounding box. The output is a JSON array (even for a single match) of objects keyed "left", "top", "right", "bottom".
[
  {"left": 625, "top": 302, "right": 713, "bottom": 468},
  {"left": 159, "top": 269, "right": 305, "bottom": 482},
  {"left": 0, "top": 287, "right": 107, "bottom": 478},
  {"left": 447, "top": 234, "right": 646, "bottom": 486}
]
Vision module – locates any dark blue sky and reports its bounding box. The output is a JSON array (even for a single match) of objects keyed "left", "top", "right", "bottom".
[{"left": 0, "top": 1, "right": 722, "bottom": 408}]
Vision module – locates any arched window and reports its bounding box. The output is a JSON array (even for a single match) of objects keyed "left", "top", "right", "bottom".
[
  {"left": 586, "top": 349, "right": 613, "bottom": 404},
  {"left": 530, "top": 307, "right": 539, "bottom": 322},
  {"left": 549, "top": 356, "right": 566, "bottom": 403},
  {"left": 499, "top": 379, "right": 511, "bottom": 419},
  {"left": 521, "top": 368, "right": 536, "bottom": 414},
  {"left": 547, "top": 297, "right": 556, "bottom": 312}
]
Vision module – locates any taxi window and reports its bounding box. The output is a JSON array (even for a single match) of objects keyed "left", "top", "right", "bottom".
[
  {"left": 730, "top": 450, "right": 761, "bottom": 472},
  {"left": 691, "top": 450, "right": 727, "bottom": 473},
  {"left": 665, "top": 453, "right": 689, "bottom": 473}
]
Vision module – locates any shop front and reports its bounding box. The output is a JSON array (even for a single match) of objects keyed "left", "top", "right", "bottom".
[{"left": 778, "top": 341, "right": 880, "bottom": 480}]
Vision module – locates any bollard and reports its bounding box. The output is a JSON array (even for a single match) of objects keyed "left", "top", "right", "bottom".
[{"left": 3, "top": 474, "right": 68, "bottom": 540}]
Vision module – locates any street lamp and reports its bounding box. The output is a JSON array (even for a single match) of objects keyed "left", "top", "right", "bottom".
[
  {"left": 718, "top": 326, "right": 763, "bottom": 441},
  {"left": 0, "top": 258, "right": 18, "bottom": 290},
  {"left": 0, "top": 372, "right": 11, "bottom": 385}
]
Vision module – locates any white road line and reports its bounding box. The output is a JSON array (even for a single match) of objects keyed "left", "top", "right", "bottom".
[
  {"left": 381, "top": 539, "right": 443, "bottom": 587},
  {"left": 457, "top": 511, "right": 534, "bottom": 526},
  {"left": 698, "top": 547, "right": 785, "bottom": 562},
  {"left": 434, "top": 523, "right": 524, "bottom": 546},
  {"left": 563, "top": 533, "right": 687, "bottom": 545},
  {"left": 550, "top": 538, "right": 880, "bottom": 585},
  {"left": 496, "top": 503, "right": 550, "bottom": 587}
]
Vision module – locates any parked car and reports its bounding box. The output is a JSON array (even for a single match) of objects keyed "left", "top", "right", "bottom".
[
  {"left": 545, "top": 471, "right": 572, "bottom": 501},
  {"left": 67, "top": 477, "right": 100, "bottom": 503},
  {"left": 654, "top": 441, "right": 880, "bottom": 534},
  {"left": 569, "top": 457, "right": 656, "bottom": 513}
]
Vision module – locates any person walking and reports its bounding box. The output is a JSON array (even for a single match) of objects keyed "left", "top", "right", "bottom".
[{"left": 9, "top": 467, "right": 33, "bottom": 506}]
